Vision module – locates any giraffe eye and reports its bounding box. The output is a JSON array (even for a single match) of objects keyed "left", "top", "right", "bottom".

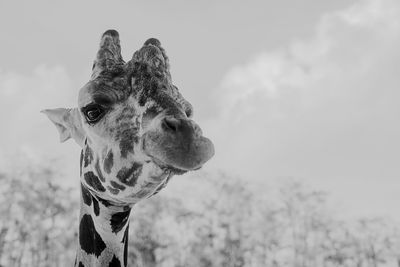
[{"left": 83, "top": 105, "right": 105, "bottom": 123}]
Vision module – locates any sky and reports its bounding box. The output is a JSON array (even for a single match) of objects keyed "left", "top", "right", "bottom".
[{"left": 0, "top": 0, "right": 399, "bottom": 220}]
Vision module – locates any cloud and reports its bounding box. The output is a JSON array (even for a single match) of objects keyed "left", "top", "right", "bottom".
[
  {"left": 0, "top": 65, "right": 80, "bottom": 180},
  {"left": 204, "top": 0, "right": 400, "bottom": 218},
  {"left": 217, "top": 0, "right": 400, "bottom": 122}
]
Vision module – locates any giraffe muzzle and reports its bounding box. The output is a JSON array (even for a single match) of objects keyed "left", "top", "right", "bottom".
[{"left": 142, "top": 116, "right": 215, "bottom": 171}]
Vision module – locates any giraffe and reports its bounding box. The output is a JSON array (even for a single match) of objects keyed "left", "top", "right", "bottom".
[{"left": 42, "top": 29, "right": 214, "bottom": 267}]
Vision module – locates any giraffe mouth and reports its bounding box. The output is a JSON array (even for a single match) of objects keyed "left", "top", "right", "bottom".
[
  {"left": 147, "top": 154, "right": 188, "bottom": 175},
  {"left": 140, "top": 137, "right": 186, "bottom": 174}
]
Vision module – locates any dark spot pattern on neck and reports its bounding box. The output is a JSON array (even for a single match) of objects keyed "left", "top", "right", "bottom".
[
  {"left": 81, "top": 184, "right": 92, "bottom": 206},
  {"left": 110, "top": 210, "right": 131, "bottom": 234},
  {"left": 97, "top": 196, "right": 112, "bottom": 207},
  {"left": 107, "top": 186, "right": 120, "bottom": 195},
  {"left": 92, "top": 196, "right": 100, "bottom": 216},
  {"left": 108, "top": 255, "right": 122, "bottom": 267},
  {"left": 84, "top": 171, "right": 106, "bottom": 192},
  {"left": 79, "top": 214, "right": 106, "bottom": 257},
  {"left": 116, "top": 163, "right": 142, "bottom": 186},
  {"left": 110, "top": 181, "right": 126, "bottom": 191}
]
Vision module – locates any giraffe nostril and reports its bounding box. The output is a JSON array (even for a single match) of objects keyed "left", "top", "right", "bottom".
[
  {"left": 162, "top": 117, "right": 180, "bottom": 133},
  {"left": 193, "top": 123, "right": 203, "bottom": 137}
]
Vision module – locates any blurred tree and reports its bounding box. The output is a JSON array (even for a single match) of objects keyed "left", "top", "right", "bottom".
[
  {"left": 0, "top": 165, "right": 78, "bottom": 267},
  {"left": 1, "top": 163, "right": 400, "bottom": 267}
]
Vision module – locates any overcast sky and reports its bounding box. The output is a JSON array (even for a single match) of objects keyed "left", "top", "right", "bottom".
[{"left": 0, "top": 0, "right": 399, "bottom": 220}]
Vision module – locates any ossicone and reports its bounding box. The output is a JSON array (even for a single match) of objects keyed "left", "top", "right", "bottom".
[{"left": 91, "top": 29, "right": 124, "bottom": 80}]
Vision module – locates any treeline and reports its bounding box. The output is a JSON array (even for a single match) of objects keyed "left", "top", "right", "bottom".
[{"left": 0, "top": 165, "right": 399, "bottom": 267}]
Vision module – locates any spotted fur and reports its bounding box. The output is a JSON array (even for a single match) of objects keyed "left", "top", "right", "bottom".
[
  {"left": 97, "top": 196, "right": 111, "bottom": 207},
  {"left": 45, "top": 29, "right": 214, "bottom": 266},
  {"left": 79, "top": 214, "right": 106, "bottom": 257},
  {"left": 94, "top": 159, "right": 106, "bottom": 182},
  {"left": 92, "top": 197, "right": 100, "bottom": 216},
  {"left": 110, "top": 210, "right": 131, "bottom": 233},
  {"left": 108, "top": 255, "right": 121, "bottom": 267},
  {"left": 103, "top": 150, "right": 114, "bottom": 174},
  {"left": 116, "top": 163, "right": 142, "bottom": 186},
  {"left": 110, "top": 181, "right": 126, "bottom": 191},
  {"left": 84, "top": 171, "right": 106, "bottom": 192},
  {"left": 107, "top": 186, "right": 120, "bottom": 195},
  {"left": 83, "top": 145, "right": 94, "bottom": 168},
  {"left": 81, "top": 184, "right": 92, "bottom": 206}
]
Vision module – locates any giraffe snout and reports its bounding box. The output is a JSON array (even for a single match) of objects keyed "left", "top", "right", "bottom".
[{"left": 143, "top": 116, "right": 214, "bottom": 171}]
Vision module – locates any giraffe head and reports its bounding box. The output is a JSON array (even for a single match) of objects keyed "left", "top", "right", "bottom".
[{"left": 43, "top": 30, "right": 214, "bottom": 205}]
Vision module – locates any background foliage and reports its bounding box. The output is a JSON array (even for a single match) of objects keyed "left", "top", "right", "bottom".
[{"left": 0, "top": 164, "right": 399, "bottom": 267}]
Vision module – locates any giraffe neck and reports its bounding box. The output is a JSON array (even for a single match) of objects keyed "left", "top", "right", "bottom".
[{"left": 75, "top": 184, "right": 131, "bottom": 267}]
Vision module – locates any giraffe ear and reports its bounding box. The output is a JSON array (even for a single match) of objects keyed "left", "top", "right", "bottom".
[{"left": 41, "top": 108, "right": 85, "bottom": 147}]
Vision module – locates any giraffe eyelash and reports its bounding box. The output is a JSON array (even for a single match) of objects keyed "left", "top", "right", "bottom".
[{"left": 81, "top": 104, "right": 108, "bottom": 124}]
